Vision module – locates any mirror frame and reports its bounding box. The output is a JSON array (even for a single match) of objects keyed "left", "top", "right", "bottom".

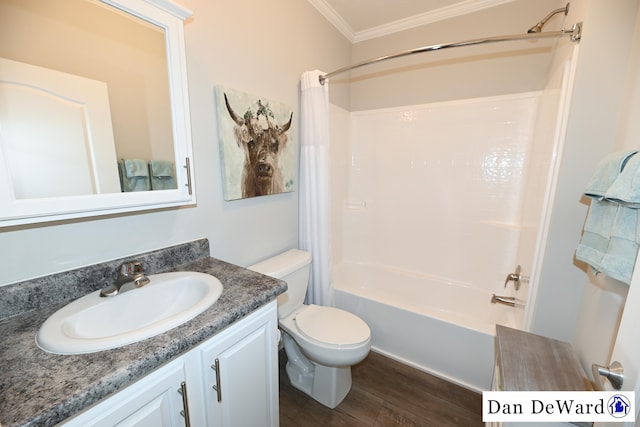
[{"left": 0, "top": 0, "right": 195, "bottom": 227}]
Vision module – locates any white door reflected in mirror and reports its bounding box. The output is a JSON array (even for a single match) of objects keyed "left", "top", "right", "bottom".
[{"left": 0, "top": 58, "right": 120, "bottom": 199}]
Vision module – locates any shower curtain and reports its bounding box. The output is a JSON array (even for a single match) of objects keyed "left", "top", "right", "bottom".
[{"left": 299, "top": 70, "right": 334, "bottom": 306}]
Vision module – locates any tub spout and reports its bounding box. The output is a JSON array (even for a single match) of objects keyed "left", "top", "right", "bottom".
[{"left": 491, "top": 294, "right": 516, "bottom": 307}]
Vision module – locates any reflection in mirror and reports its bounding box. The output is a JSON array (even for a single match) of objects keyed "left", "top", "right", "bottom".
[{"left": 0, "top": 0, "right": 178, "bottom": 198}]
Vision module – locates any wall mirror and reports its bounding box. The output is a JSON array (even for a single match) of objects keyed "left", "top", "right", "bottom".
[{"left": 0, "top": 0, "right": 195, "bottom": 227}]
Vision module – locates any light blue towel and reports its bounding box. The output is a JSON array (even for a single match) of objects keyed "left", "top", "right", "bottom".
[
  {"left": 118, "top": 159, "right": 150, "bottom": 192},
  {"left": 149, "top": 160, "right": 177, "bottom": 190},
  {"left": 576, "top": 200, "right": 619, "bottom": 273},
  {"left": 601, "top": 152, "right": 640, "bottom": 284},
  {"left": 576, "top": 151, "right": 640, "bottom": 285},
  {"left": 584, "top": 151, "right": 637, "bottom": 198},
  {"left": 605, "top": 153, "right": 640, "bottom": 207},
  {"left": 599, "top": 206, "right": 640, "bottom": 284}
]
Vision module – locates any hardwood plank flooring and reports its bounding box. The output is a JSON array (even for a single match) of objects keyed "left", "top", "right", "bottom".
[{"left": 279, "top": 350, "right": 484, "bottom": 427}]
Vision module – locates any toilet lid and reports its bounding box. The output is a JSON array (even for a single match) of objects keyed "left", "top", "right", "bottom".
[{"left": 294, "top": 305, "right": 370, "bottom": 346}]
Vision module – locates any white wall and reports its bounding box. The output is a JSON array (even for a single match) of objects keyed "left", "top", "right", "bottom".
[
  {"left": 533, "top": 0, "right": 640, "bottom": 349},
  {"left": 570, "top": 0, "right": 640, "bottom": 371},
  {"left": 0, "top": 0, "right": 351, "bottom": 286},
  {"left": 348, "top": 0, "right": 565, "bottom": 111},
  {"left": 329, "top": 103, "right": 351, "bottom": 267}
]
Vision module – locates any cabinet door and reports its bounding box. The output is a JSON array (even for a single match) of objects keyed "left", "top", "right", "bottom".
[
  {"left": 62, "top": 357, "right": 191, "bottom": 427},
  {"left": 200, "top": 302, "right": 279, "bottom": 427}
]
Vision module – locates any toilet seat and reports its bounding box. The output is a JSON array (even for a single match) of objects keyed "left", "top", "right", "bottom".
[
  {"left": 279, "top": 304, "right": 371, "bottom": 367},
  {"left": 294, "top": 305, "right": 370, "bottom": 347}
]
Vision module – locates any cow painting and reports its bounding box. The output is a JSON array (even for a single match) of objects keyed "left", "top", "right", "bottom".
[{"left": 218, "top": 88, "right": 294, "bottom": 200}]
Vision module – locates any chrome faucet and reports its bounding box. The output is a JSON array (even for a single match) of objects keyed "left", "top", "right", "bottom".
[
  {"left": 504, "top": 265, "right": 522, "bottom": 290},
  {"left": 100, "top": 261, "right": 151, "bottom": 297}
]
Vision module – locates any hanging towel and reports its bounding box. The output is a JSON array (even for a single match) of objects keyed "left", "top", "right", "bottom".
[
  {"left": 584, "top": 151, "right": 638, "bottom": 198},
  {"left": 598, "top": 206, "right": 640, "bottom": 284},
  {"left": 576, "top": 151, "right": 638, "bottom": 279},
  {"left": 149, "top": 160, "right": 177, "bottom": 190},
  {"left": 118, "top": 159, "right": 150, "bottom": 192},
  {"left": 576, "top": 152, "right": 636, "bottom": 270},
  {"left": 575, "top": 200, "right": 620, "bottom": 274},
  {"left": 604, "top": 153, "right": 640, "bottom": 207}
]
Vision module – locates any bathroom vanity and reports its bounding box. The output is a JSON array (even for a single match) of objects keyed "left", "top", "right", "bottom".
[
  {"left": 491, "top": 325, "right": 593, "bottom": 427},
  {"left": 62, "top": 301, "right": 278, "bottom": 426},
  {"left": 0, "top": 239, "right": 286, "bottom": 427}
]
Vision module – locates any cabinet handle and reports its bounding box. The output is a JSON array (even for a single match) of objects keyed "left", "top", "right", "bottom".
[
  {"left": 177, "top": 381, "right": 191, "bottom": 427},
  {"left": 184, "top": 157, "right": 192, "bottom": 195},
  {"left": 211, "top": 358, "right": 222, "bottom": 402}
]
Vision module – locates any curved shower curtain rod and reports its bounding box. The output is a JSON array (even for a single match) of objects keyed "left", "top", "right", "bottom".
[{"left": 319, "top": 3, "right": 582, "bottom": 85}]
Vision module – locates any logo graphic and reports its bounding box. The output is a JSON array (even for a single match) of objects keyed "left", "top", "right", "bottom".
[{"left": 608, "top": 394, "right": 631, "bottom": 418}]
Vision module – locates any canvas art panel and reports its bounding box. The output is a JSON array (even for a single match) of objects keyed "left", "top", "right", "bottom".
[{"left": 216, "top": 86, "right": 295, "bottom": 200}]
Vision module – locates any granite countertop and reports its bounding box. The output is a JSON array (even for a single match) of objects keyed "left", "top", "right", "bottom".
[{"left": 0, "top": 251, "right": 286, "bottom": 427}]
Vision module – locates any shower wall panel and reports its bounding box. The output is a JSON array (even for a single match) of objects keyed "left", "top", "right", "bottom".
[{"left": 340, "top": 93, "right": 541, "bottom": 292}]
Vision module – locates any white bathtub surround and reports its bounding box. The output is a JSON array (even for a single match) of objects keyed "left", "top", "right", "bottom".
[
  {"left": 329, "top": 92, "right": 562, "bottom": 391},
  {"left": 299, "top": 70, "right": 334, "bottom": 306},
  {"left": 341, "top": 93, "right": 540, "bottom": 294}
]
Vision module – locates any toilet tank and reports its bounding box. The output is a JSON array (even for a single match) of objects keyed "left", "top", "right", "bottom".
[{"left": 248, "top": 249, "right": 312, "bottom": 319}]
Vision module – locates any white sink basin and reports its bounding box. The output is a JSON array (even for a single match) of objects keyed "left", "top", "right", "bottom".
[{"left": 36, "top": 271, "right": 223, "bottom": 355}]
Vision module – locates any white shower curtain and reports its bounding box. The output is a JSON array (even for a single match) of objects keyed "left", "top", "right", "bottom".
[{"left": 299, "top": 70, "right": 334, "bottom": 306}]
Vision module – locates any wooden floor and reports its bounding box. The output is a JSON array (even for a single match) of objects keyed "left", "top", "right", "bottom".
[{"left": 279, "top": 350, "right": 484, "bottom": 427}]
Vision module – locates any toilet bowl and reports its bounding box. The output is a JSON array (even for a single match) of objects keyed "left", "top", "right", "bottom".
[
  {"left": 279, "top": 304, "right": 370, "bottom": 366},
  {"left": 249, "top": 249, "right": 371, "bottom": 408}
]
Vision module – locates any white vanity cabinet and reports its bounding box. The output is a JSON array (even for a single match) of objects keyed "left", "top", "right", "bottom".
[
  {"left": 61, "top": 356, "right": 191, "bottom": 427},
  {"left": 61, "top": 301, "right": 278, "bottom": 427},
  {"left": 198, "top": 302, "right": 279, "bottom": 427}
]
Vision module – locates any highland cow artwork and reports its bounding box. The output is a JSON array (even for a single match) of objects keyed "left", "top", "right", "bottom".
[{"left": 216, "top": 87, "right": 295, "bottom": 200}]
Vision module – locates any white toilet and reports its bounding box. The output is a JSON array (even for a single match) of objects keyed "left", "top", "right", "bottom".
[{"left": 249, "top": 249, "right": 371, "bottom": 408}]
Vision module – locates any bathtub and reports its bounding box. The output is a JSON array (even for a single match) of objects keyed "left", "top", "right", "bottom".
[{"left": 333, "top": 262, "right": 521, "bottom": 391}]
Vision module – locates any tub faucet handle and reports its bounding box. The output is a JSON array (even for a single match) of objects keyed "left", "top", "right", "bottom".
[{"left": 504, "top": 265, "right": 521, "bottom": 290}]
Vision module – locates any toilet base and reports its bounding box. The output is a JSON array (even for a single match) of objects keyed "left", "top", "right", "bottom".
[
  {"left": 286, "top": 361, "right": 352, "bottom": 409},
  {"left": 282, "top": 333, "right": 353, "bottom": 408}
]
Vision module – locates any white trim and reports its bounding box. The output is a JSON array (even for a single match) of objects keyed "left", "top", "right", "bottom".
[
  {"left": 307, "top": 0, "right": 516, "bottom": 43},
  {"left": 523, "top": 46, "right": 580, "bottom": 331},
  {"left": 355, "top": 0, "right": 517, "bottom": 42},
  {"left": 306, "top": 0, "right": 355, "bottom": 41},
  {"left": 143, "top": 0, "right": 192, "bottom": 20}
]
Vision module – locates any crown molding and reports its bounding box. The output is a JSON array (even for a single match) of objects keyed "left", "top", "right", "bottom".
[
  {"left": 307, "top": 0, "right": 516, "bottom": 43},
  {"left": 306, "top": 0, "right": 357, "bottom": 42}
]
